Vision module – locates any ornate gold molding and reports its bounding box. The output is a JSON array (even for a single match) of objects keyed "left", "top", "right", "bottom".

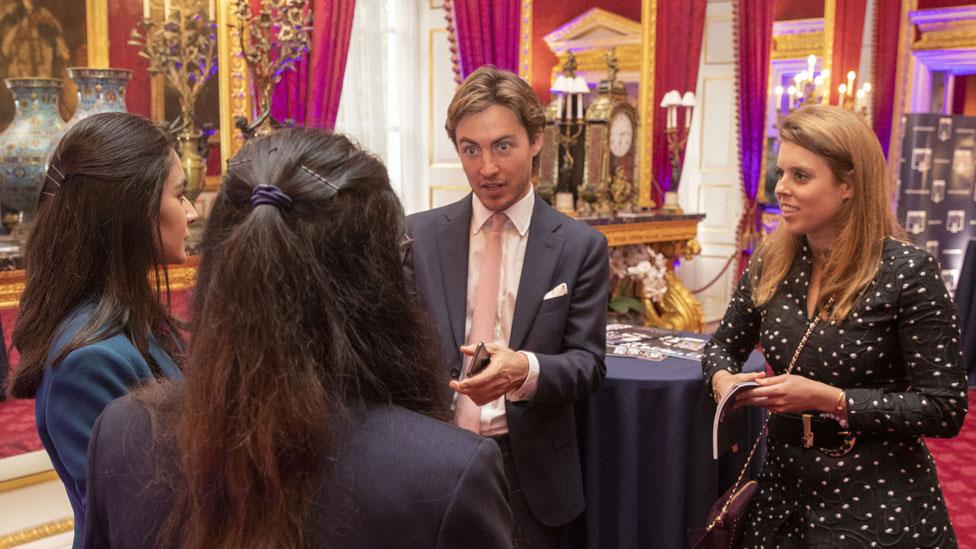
[
  {"left": 519, "top": 0, "right": 532, "bottom": 81},
  {"left": 771, "top": 31, "right": 824, "bottom": 60},
  {"left": 911, "top": 6, "right": 976, "bottom": 50},
  {"left": 888, "top": 0, "right": 918, "bottom": 173},
  {"left": 643, "top": 271, "right": 705, "bottom": 332},
  {"left": 914, "top": 29, "right": 976, "bottom": 51},
  {"left": 0, "top": 518, "right": 73, "bottom": 549},
  {"left": 85, "top": 0, "right": 110, "bottom": 68},
  {"left": 0, "top": 470, "right": 58, "bottom": 494},
  {"left": 638, "top": 0, "right": 656, "bottom": 208},
  {"left": 544, "top": 8, "right": 640, "bottom": 47},
  {"left": 822, "top": 0, "right": 836, "bottom": 94},
  {"left": 0, "top": 260, "right": 198, "bottom": 310},
  {"left": 595, "top": 218, "right": 700, "bottom": 247},
  {"left": 218, "top": 1, "right": 251, "bottom": 170},
  {"left": 552, "top": 45, "right": 641, "bottom": 79}
]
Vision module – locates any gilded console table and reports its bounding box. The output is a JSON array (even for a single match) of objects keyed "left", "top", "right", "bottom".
[
  {"left": 0, "top": 254, "right": 198, "bottom": 310},
  {"left": 0, "top": 215, "right": 706, "bottom": 333},
  {"left": 586, "top": 213, "right": 706, "bottom": 333}
]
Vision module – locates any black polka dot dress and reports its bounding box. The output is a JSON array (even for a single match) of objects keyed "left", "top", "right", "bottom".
[{"left": 702, "top": 238, "right": 968, "bottom": 548}]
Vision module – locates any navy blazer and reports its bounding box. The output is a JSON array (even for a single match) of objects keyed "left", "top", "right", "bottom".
[
  {"left": 34, "top": 306, "right": 180, "bottom": 548},
  {"left": 83, "top": 388, "right": 514, "bottom": 548},
  {"left": 406, "top": 194, "right": 609, "bottom": 527}
]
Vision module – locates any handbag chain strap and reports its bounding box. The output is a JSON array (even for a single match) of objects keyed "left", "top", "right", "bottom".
[{"left": 704, "top": 298, "right": 831, "bottom": 532}]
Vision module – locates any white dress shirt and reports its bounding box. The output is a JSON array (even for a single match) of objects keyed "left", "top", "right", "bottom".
[{"left": 465, "top": 190, "right": 541, "bottom": 436}]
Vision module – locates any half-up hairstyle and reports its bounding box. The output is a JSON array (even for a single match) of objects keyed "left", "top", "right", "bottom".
[
  {"left": 8, "top": 112, "right": 183, "bottom": 398},
  {"left": 155, "top": 129, "right": 448, "bottom": 549},
  {"left": 751, "top": 104, "right": 904, "bottom": 321}
]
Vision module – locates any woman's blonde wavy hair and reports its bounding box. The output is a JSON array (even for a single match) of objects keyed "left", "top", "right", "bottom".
[{"left": 751, "top": 105, "right": 904, "bottom": 321}]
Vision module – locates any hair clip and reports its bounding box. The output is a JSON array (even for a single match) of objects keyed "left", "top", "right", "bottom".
[
  {"left": 45, "top": 171, "right": 63, "bottom": 188},
  {"left": 48, "top": 163, "right": 65, "bottom": 182},
  {"left": 226, "top": 157, "right": 252, "bottom": 167},
  {"left": 300, "top": 165, "right": 340, "bottom": 197}
]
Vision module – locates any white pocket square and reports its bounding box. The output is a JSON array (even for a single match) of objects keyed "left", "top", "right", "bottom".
[{"left": 543, "top": 282, "right": 568, "bottom": 300}]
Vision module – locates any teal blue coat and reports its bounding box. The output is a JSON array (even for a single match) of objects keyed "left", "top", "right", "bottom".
[{"left": 34, "top": 306, "right": 181, "bottom": 548}]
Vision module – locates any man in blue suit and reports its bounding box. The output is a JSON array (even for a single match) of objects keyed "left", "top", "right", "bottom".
[{"left": 406, "top": 65, "right": 609, "bottom": 548}]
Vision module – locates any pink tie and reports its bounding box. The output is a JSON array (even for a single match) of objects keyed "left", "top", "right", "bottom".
[{"left": 455, "top": 213, "right": 507, "bottom": 432}]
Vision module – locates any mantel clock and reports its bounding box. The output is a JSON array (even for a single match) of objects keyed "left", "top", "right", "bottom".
[{"left": 579, "top": 55, "right": 638, "bottom": 217}]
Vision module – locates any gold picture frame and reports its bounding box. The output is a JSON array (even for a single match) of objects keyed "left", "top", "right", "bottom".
[
  {"left": 217, "top": 0, "right": 252, "bottom": 174},
  {"left": 86, "top": 0, "right": 109, "bottom": 68}
]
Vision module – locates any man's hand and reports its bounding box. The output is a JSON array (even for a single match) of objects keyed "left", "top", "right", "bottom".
[{"left": 450, "top": 343, "right": 529, "bottom": 405}]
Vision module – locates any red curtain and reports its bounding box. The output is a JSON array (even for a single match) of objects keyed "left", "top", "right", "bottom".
[
  {"left": 266, "top": 0, "right": 356, "bottom": 130},
  {"left": 445, "top": 0, "right": 521, "bottom": 81},
  {"left": 733, "top": 0, "right": 773, "bottom": 277},
  {"left": 107, "top": 0, "right": 151, "bottom": 118},
  {"left": 651, "top": 0, "right": 707, "bottom": 202},
  {"left": 270, "top": 56, "right": 310, "bottom": 127},
  {"left": 872, "top": 1, "right": 902, "bottom": 157},
  {"left": 828, "top": 0, "right": 868, "bottom": 106}
]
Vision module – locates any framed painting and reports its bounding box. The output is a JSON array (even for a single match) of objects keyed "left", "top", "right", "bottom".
[{"left": 0, "top": 0, "right": 108, "bottom": 130}]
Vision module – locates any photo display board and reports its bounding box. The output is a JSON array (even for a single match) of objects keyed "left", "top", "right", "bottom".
[{"left": 898, "top": 113, "right": 976, "bottom": 294}]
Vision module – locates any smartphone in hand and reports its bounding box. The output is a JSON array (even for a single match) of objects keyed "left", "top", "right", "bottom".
[
  {"left": 451, "top": 342, "right": 491, "bottom": 411},
  {"left": 466, "top": 342, "right": 491, "bottom": 378}
]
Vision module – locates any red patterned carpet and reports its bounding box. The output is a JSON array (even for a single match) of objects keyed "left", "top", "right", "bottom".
[
  {"left": 0, "top": 398, "right": 41, "bottom": 458},
  {"left": 1, "top": 371, "right": 974, "bottom": 542},
  {"left": 926, "top": 388, "right": 976, "bottom": 549}
]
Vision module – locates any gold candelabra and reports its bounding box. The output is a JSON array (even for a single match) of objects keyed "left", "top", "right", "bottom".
[
  {"left": 549, "top": 52, "right": 589, "bottom": 214},
  {"left": 231, "top": 0, "right": 313, "bottom": 137},
  {"left": 659, "top": 89, "right": 695, "bottom": 214},
  {"left": 773, "top": 55, "right": 871, "bottom": 120},
  {"left": 129, "top": 0, "right": 218, "bottom": 201},
  {"left": 130, "top": 0, "right": 217, "bottom": 131}
]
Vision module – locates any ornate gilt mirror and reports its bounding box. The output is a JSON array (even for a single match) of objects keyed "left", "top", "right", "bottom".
[{"left": 518, "top": 0, "right": 655, "bottom": 209}]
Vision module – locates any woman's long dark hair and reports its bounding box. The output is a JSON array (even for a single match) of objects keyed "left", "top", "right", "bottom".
[
  {"left": 8, "top": 112, "right": 183, "bottom": 398},
  {"left": 154, "top": 129, "right": 448, "bottom": 548}
]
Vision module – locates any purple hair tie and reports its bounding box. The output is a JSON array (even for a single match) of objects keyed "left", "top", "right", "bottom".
[{"left": 251, "top": 185, "right": 293, "bottom": 211}]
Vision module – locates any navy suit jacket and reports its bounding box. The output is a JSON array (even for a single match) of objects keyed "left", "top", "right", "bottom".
[
  {"left": 406, "top": 194, "right": 609, "bottom": 527},
  {"left": 83, "top": 388, "right": 514, "bottom": 548}
]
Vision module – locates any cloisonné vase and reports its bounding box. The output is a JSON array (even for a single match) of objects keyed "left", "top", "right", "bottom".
[
  {"left": 65, "top": 67, "right": 132, "bottom": 126},
  {"left": 0, "top": 78, "right": 65, "bottom": 233}
]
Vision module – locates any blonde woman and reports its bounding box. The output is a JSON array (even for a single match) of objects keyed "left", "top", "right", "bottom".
[{"left": 703, "top": 105, "right": 967, "bottom": 547}]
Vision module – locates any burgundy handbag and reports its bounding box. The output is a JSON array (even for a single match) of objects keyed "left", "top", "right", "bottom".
[{"left": 691, "top": 305, "right": 826, "bottom": 549}]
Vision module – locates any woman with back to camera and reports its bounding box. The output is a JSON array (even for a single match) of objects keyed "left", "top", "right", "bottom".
[
  {"left": 703, "top": 104, "right": 967, "bottom": 547},
  {"left": 82, "top": 128, "right": 513, "bottom": 549},
  {"left": 6, "top": 112, "right": 197, "bottom": 546}
]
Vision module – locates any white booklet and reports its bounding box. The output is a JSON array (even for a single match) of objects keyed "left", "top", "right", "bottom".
[{"left": 712, "top": 381, "right": 760, "bottom": 460}]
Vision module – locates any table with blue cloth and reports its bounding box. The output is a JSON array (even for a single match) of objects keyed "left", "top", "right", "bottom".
[{"left": 574, "top": 349, "right": 766, "bottom": 549}]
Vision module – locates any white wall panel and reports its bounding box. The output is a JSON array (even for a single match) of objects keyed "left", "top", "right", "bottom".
[
  {"left": 699, "top": 77, "right": 735, "bottom": 172},
  {"left": 675, "top": 0, "right": 740, "bottom": 323},
  {"left": 419, "top": 3, "right": 468, "bottom": 213},
  {"left": 705, "top": 15, "right": 734, "bottom": 65}
]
